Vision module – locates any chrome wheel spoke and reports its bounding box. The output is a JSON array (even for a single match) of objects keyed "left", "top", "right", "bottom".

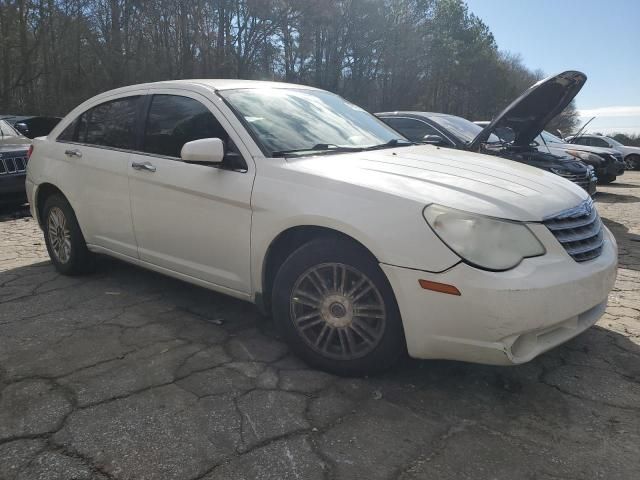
[
  {"left": 47, "top": 207, "right": 72, "bottom": 264},
  {"left": 290, "top": 262, "right": 386, "bottom": 361}
]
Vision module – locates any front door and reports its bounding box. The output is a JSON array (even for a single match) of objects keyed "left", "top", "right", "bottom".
[{"left": 128, "top": 92, "right": 255, "bottom": 295}]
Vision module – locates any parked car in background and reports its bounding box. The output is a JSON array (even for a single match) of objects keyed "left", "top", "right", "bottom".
[
  {"left": 566, "top": 134, "right": 640, "bottom": 170},
  {"left": 377, "top": 71, "right": 601, "bottom": 194},
  {"left": 0, "top": 119, "right": 32, "bottom": 147},
  {"left": 475, "top": 123, "right": 624, "bottom": 184},
  {"left": 10, "top": 116, "right": 62, "bottom": 139},
  {"left": 536, "top": 130, "right": 624, "bottom": 183},
  {"left": 377, "top": 111, "right": 596, "bottom": 195},
  {"left": 0, "top": 144, "right": 30, "bottom": 205},
  {"left": 27, "top": 79, "right": 617, "bottom": 376}
]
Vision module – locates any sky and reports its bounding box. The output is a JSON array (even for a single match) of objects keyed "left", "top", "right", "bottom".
[{"left": 464, "top": 0, "right": 640, "bottom": 135}]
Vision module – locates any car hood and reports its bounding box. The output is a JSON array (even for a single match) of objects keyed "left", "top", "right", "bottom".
[
  {"left": 469, "top": 71, "right": 587, "bottom": 151},
  {"left": 286, "top": 145, "right": 588, "bottom": 222},
  {"left": 553, "top": 143, "right": 619, "bottom": 156}
]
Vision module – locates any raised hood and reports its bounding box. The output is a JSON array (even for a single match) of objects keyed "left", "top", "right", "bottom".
[
  {"left": 469, "top": 71, "right": 587, "bottom": 151},
  {"left": 287, "top": 145, "right": 588, "bottom": 222}
]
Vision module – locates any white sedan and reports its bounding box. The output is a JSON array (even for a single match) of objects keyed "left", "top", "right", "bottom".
[{"left": 25, "top": 80, "right": 617, "bottom": 375}]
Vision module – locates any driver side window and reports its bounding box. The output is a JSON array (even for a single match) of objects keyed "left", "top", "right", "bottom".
[{"left": 143, "top": 94, "right": 245, "bottom": 168}]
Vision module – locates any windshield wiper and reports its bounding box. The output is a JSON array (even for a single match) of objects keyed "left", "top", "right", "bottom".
[
  {"left": 272, "top": 144, "right": 364, "bottom": 157},
  {"left": 363, "top": 139, "right": 415, "bottom": 151}
]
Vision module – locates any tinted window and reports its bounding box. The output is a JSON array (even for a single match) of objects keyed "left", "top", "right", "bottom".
[
  {"left": 57, "top": 118, "right": 79, "bottom": 142},
  {"left": 591, "top": 137, "right": 609, "bottom": 148},
  {"left": 383, "top": 117, "right": 440, "bottom": 142},
  {"left": 83, "top": 97, "right": 140, "bottom": 149},
  {"left": 571, "top": 137, "right": 590, "bottom": 146},
  {"left": 143, "top": 95, "right": 228, "bottom": 158},
  {"left": 59, "top": 97, "right": 139, "bottom": 148}
]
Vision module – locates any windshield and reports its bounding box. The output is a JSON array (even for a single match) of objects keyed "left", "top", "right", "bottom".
[
  {"left": 605, "top": 136, "right": 624, "bottom": 147},
  {"left": 427, "top": 114, "right": 500, "bottom": 143},
  {"left": 539, "top": 131, "right": 565, "bottom": 144},
  {"left": 0, "top": 120, "right": 21, "bottom": 137},
  {"left": 219, "top": 88, "right": 405, "bottom": 156}
]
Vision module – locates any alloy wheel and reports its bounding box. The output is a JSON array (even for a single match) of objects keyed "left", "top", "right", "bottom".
[
  {"left": 47, "top": 206, "right": 72, "bottom": 264},
  {"left": 290, "top": 262, "right": 386, "bottom": 360}
]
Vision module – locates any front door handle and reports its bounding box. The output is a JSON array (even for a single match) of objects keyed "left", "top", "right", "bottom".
[
  {"left": 65, "top": 149, "right": 82, "bottom": 158},
  {"left": 131, "top": 161, "right": 156, "bottom": 172}
]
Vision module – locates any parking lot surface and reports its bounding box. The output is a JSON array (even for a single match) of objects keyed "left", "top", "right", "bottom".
[{"left": 1, "top": 174, "right": 639, "bottom": 480}]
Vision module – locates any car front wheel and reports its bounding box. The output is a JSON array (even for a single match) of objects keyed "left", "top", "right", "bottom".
[{"left": 272, "top": 237, "right": 405, "bottom": 376}]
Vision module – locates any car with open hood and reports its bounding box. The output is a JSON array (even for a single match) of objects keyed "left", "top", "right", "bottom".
[
  {"left": 535, "top": 131, "right": 624, "bottom": 183},
  {"left": 566, "top": 134, "right": 640, "bottom": 171},
  {"left": 473, "top": 124, "right": 624, "bottom": 184},
  {"left": 377, "top": 71, "right": 597, "bottom": 195},
  {"left": 26, "top": 80, "right": 617, "bottom": 375}
]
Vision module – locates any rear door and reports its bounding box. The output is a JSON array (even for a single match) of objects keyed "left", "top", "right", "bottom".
[
  {"left": 127, "top": 90, "right": 255, "bottom": 295},
  {"left": 54, "top": 94, "right": 142, "bottom": 258}
]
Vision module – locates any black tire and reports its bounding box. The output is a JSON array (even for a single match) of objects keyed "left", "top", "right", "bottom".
[
  {"left": 42, "top": 194, "right": 95, "bottom": 275},
  {"left": 626, "top": 155, "right": 640, "bottom": 170},
  {"left": 272, "top": 237, "right": 406, "bottom": 376},
  {"left": 598, "top": 174, "right": 616, "bottom": 185}
]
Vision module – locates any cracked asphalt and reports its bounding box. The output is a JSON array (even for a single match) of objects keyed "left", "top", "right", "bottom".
[{"left": 1, "top": 173, "right": 639, "bottom": 480}]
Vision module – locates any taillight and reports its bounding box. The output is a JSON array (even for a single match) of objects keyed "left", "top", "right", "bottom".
[{"left": 27, "top": 144, "right": 34, "bottom": 160}]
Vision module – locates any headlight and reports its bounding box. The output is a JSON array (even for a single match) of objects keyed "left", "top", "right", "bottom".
[
  {"left": 566, "top": 150, "right": 603, "bottom": 165},
  {"left": 549, "top": 167, "right": 570, "bottom": 175},
  {"left": 423, "top": 205, "right": 546, "bottom": 271}
]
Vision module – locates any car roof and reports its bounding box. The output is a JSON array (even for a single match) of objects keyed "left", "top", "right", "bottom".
[
  {"left": 376, "top": 111, "right": 455, "bottom": 119},
  {"left": 96, "top": 79, "right": 320, "bottom": 97}
]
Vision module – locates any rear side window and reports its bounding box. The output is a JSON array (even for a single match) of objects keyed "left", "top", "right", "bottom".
[
  {"left": 143, "top": 95, "right": 229, "bottom": 158},
  {"left": 58, "top": 96, "right": 140, "bottom": 150}
]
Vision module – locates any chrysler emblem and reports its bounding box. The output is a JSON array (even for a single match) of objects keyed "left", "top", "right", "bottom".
[{"left": 550, "top": 199, "right": 594, "bottom": 220}]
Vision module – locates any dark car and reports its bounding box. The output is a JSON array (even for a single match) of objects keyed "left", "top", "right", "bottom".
[
  {"left": 535, "top": 131, "right": 623, "bottom": 183},
  {"left": 376, "top": 71, "right": 597, "bottom": 196},
  {"left": 474, "top": 124, "right": 623, "bottom": 184},
  {"left": 0, "top": 144, "right": 30, "bottom": 205},
  {"left": 0, "top": 115, "right": 61, "bottom": 139}
]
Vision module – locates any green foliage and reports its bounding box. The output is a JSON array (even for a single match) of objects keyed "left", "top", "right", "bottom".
[
  {"left": 611, "top": 133, "right": 640, "bottom": 147},
  {"left": 0, "top": 0, "right": 577, "bottom": 132}
]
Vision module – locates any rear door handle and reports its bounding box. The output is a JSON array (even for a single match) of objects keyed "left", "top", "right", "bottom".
[
  {"left": 131, "top": 161, "right": 156, "bottom": 172},
  {"left": 65, "top": 149, "right": 82, "bottom": 158}
]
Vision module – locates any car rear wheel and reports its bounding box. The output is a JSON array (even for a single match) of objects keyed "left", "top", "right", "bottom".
[
  {"left": 42, "top": 194, "right": 95, "bottom": 275},
  {"left": 272, "top": 237, "right": 405, "bottom": 376}
]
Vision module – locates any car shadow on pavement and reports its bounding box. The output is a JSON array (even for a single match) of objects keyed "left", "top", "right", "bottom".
[
  {"left": 595, "top": 191, "right": 639, "bottom": 203},
  {"left": 0, "top": 203, "right": 30, "bottom": 222},
  {"left": 1, "top": 253, "right": 639, "bottom": 479},
  {"left": 599, "top": 216, "right": 640, "bottom": 272},
  {"left": 603, "top": 182, "right": 640, "bottom": 189}
]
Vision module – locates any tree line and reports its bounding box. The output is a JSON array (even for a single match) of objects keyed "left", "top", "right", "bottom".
[{"left": 0, "top": 0, "right": 577, "bottom": 132}]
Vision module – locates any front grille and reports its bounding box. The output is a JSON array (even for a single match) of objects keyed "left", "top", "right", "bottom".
[
  {"left": 544, "top": 201, "right": 604, "bottom": 262},
  {"left": 554, "top": 171, "right": 592, "bottom": 191},
  {"left": 0, "top": 155, "right": 28, "bottom": 175}
]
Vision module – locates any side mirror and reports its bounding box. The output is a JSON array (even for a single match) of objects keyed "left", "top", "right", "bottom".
[
  {"left": 181, "top": 138, "right": 224, "bottom": 165},
  {"left": 422, "top": 134, "right": 446, "bottom": 146}
]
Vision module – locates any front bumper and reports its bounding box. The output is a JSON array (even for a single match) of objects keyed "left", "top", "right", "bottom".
[
  {"left": 0, "top": 173, "right": 27, "bottom": 204},
  {"left": 382, "top": 225, "right": 618, "bottom": 365}
]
